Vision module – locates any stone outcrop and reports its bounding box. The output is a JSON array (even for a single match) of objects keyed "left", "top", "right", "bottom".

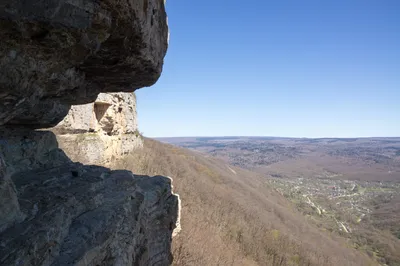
[
  {"left": 0, "top": 1, "right": 179, "bottom": 265},
  {"left": 54, "top": 93, "right": 139, "bottom": 135},
  {"left": 0, "top": 129, "right": 179, "bottom": 266},
  {"left": 52, "top": 92, "right": 143, "bottom": 165},
  {"left": 0, "top": 0, "right": 168, "bottom": 128}
]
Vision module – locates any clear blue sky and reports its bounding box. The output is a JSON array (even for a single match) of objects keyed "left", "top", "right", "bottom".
[{"left": 136, "top": 0, "right": 400, "bottom": 138}]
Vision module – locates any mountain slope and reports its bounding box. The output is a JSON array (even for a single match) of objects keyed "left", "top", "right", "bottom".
[{"left": 114, "top": 138, "right": 376, "bottom": 266}]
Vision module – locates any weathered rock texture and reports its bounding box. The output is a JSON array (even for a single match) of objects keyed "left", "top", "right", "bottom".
[
  {"left": 52, "top": 92, "right": 143, "bottom": 165},
  {"left": 0, "top": 156, "right": 23, "bottom": 234},
  {"left": 53, "top": 92, "right": 139, "bottom": 135},
  {"left": 0, "top": 1, "right": 179, "bottom": 265},
  {"left": 0, "top": 0, "right": 168, "bottom": 128},
  {"left": 0, "top": 129, "right": 179, "bottom": 266}
]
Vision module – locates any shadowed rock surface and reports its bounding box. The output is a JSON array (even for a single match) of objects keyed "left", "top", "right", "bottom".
[
  {"left": 0, "top": 0, "right": 168, "bottom": 128},
  {"left": 0, "top": 129, "right": 179, "bottom": 266},
  {"left": 0, "top": 1, "right": 179, "bottom": 265},
  {"left": 2, "top": 165, "right": 178, "bottom": 266}
]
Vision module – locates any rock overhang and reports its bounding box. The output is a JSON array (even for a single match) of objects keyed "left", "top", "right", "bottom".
[{"left": 0, "top": 0, "right": 169, "bottom": 128}]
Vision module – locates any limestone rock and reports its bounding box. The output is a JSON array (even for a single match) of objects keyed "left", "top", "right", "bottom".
[
  {"left": 95, "top": 93, "right": 138, "bottom": 135},
  {"left": 0, "top": 1, "right": 179, "bottom": 265},
  {"left": 0, "top": 127, "right": 71, "bottom": 175},
  {"left": 53, "top": 92, "right": 138, "bottom": 136},
  {"left": 53, "top": 104, "right": 94, "bottom": 134},
  {"left": 0, "top": 128, "right": 71, "bottom": 233},
  {"left": 0, "top": 130, "right": 179, "bottom": 266},
  {"left": 0, "top": 164, "right": 179, "bottom": 266},
  {"left": 55, "top": 133, "right": 143, "bottom": 166},
  {"left": 0, "top": 0, "right": 169, "bottom": 128},
  {"left": 52, "top": 92, "right": 142, "bottom": 166},
  {"left": 0, "top": 156, "right": 22, "bottom": 233}
]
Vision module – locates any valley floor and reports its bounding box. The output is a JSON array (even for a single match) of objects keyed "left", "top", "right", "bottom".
[
  {"left": 114, "top": 138, "right": 384, "bottom": 266},
  {"left": 156, "top": 136, "right": 400, "bottom": 265}
]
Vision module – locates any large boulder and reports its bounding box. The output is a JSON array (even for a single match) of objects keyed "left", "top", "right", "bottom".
[{"left": 0, "top": 0, "right": 169, "bottom": 128}]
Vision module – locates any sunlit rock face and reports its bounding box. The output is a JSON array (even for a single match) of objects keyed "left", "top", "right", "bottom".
[
  {"left": 53, "top": 92, "right": 138, "bottom": 135},
  {"left": 52, "top": 92, "right": 143, "bottom": 166}
]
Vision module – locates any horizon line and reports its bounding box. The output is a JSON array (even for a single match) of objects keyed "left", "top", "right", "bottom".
[{"left": 150, "top": 135, "right": 400, "bottom": 139}]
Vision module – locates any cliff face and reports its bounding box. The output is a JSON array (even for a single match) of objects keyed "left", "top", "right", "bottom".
[
  {"left": 0, "top": 130, "right": 178, "bottom": 265},
  {"left": 54, "top": 93, "right": 139, "bottom": 135},
  {"left": 0, "top": 0, "right": 168, "bottom": 128},
  {"left": 0, "top": 1, "right": 179, "bottom": 265},
  {"left": 53, "top": 92, "right": 143, "bottom": 166}
]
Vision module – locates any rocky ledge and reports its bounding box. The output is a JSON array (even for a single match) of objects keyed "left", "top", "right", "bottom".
[
  {"left": 1, "top": 164, "right": 179, "bottom": 266},
  {"left": 0, "top": 0, "right": 168, "bottom": 128},
  {"left": 0, "top": 129, "right": 180, "bottom": 266},
  {"left": 0, "top": 0, "right": 179, "bottom": 265}
]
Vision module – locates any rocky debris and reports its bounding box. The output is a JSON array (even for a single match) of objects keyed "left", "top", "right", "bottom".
[
  {"left": 52, "top": 92, "right": 143, "bottom": 166},
  {"left": 0, "top": 0, "right": 168, "bottom": 128}
]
